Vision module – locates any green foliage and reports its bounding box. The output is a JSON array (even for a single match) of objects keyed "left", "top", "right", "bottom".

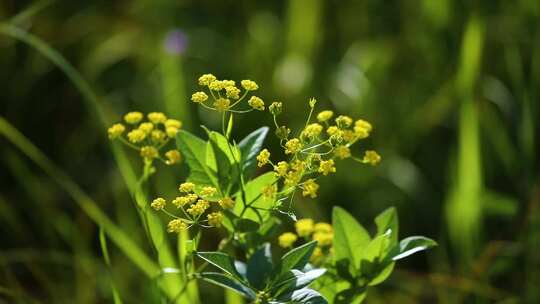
[{"left": 197, "top": 242, "right": 327, "bottom": 304}]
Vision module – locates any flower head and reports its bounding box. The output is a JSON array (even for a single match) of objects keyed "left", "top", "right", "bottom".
[
  {"left": 314, "top": 222, "right": 333, "bottom": 234},
  {"left": 295, "top": 219, "right": 314, "bottom": 237},
  {"left": 318, "top": 159, "right": 336, "bottom": 175},
  {"left": 248, "top": 96, "right": 265, "bottom": 111},
  {"left": 191, "top": 91, "right": 208, "bottom": 103},
  {"left": 108, "top": 123, "right": 125, "bottom": 139},
  {"left": 317, "top": 110, "right": 334, "bottom": 122},
  {"left": 148, "top": 112, "right": 167, "bottom": 124},
  {"left": 354, "top": 119, "right": 372, "bottom": 139},
  {"left": 165, "top": 119, "right": 182, "bottom": 129},
  {"left": 187, "top": 199, "right": 210, "bottom": 217},
  {"left": 241, "top": 79, "right": 259, "bottom": 91},
  {"left": 166, "top": 126, "right": 179, "bottom": 138},
  {"left": 138, "top": 122, "right": 154, "bottom": 134},
  {"left": 151, "top": 197, "right": 166, "bottom": 210},
  {"left": 302, "top": 179, "right": 319, "bottom": 198},
  {"left": 313, "top": 231, "right": 333, "bottom": 247},
  {"left": 140, "top": 146, "right": 159, "bottom": 160},
  {"left": 225, "top": 86, "right": 241, "bottom": 99},
  {"left": 334, "top": 145, "right": 351, "bottom": 159},
  {"left": 302, "top": 123, "right": 323, "bottom": 139},
  {"left": 274, "top": 161, "right": 289, "bottom": 177},
  {"left": 218, "top": 197, "right": 235, "bottom": 209},
  {"left": 167, "top": 219, "right": 187, "bottom": 233},
  {"left": 213, "top": 98, "right": 230, "bottom": 111},
  {"left": 362, "top": 150, "right": 381, "bottom": 165},
  {"left": 151, "top": 130, "right": 167, "bottom": 143},
  {"left": 209, "top": 80, "right": 225, "bottom": 91},
  {"left": 335, "top": 115, "right": 353, "bottom": 128},
  {"left": 278, "top": 232, "right": 298, "bottom": 248},
  {"left": 179, "top": 182, "right": 195, "bottom": 193},
  {"left": 269, "top": 102, "right": 282, "bottom": 115},
  {"left": 200, "top": 186, "right": 217, "bottom": 197},
  {"left": 165, "top": 150, "right": 182, "bottom": 165},
  {"left": 127, "top": 129, "right": 146, "bottom": 143},
  {"left": 198, "top": 74, "right": 217, "bottom": 86},
  {"left": 256, "top": 149, "right": 271, "bottom": 167},
  {"left": 207, "top": 212, "right": 224, "bottom": 227},
  {"left": 284, "top": 138, "right": 302, "bottom": 154},
  {"left": 124, "top": 112, "right": 143, "bottom": 124}
]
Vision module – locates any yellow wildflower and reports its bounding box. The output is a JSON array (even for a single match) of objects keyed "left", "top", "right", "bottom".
[
  {"left": 167, "top": 219, "right": 187, "bottom": 233},
  {"left": 256, "top": 149, "right": 271, "bottom": 167},
  {"left": 335, "top": 115, "right": 353, "bottom": 128},
  {"left": 278, "top": 232, "right": 298, "bottom": 248},
  {"left": 222, "top": 80, "right": 236, "bottom": 87},
  {"left": 318, "top": 159, "right": 336, "bottom": 175},
  {"left": 313, "top": 231, "right": 333, "bottom": 247},
  {"left": 150, "top": 197, "right": 166, "bottom": 210},
  {"left": 165, "top": 119, "right": 182, "bottom": 129},
  {"left": 284, "top": 138, "right": 302, "bottom": 154},
  {"left": 124, "top": 112, "right": 144, "bottom": 124},
  {"left": 140, "top": 146, "right": 158, "bottom": 160},
  {"left": 354, "top": 119, "right": 372, "bottom": 139},
  {"left": 138, "top": 122, "right": 154, "bottom": 134},
  {"left": 295, "top": 219, "right": 314, "bottom": 237},
  {"left": 274, "top": 161, "right": 289, "bottom": 177},
  {"left": 302, "top": 179, "right": 319, "bottom": 198},
  {"left": 218, "top": 197, "right": 235, "bottom": 209},
  {"left": 284, "top": 171, "right": 302, "bottom": 188},
  {"left": 179, "top": 182, "right": 195, "bottom": 193},
  {"left": 326, "top": 126, "right": 342, "bottom": 137},
  {"left": 241, "top": 79, "right": 259, "bottom": 91},
  {"left": 185, "top": 194, "right": 199, "bottom": 204},
  {"left": 165, "top": 150, "right": 182, "bottom": 165},
  {"left": 172, "top": 196, "right": 191, "bottom": 208},
  {"left": 187, "top": 199, "right": 210, "bottom": 217},
  {"left": 191, "top": 91, "right": 209, "bottom": 103},
  {"left": 362, "top": 150, "right": 381, "bottom": 166},
  {"left": 225, "top": 86, "right": 241, "bottom": 99},
  {"left": 148, "top": 112, "right": 167, "bottom": 124},
  {"left": 166, "top": 126, "right": 179, "bottom": 138},
  {"left": 269, "top": 102, "right": 282, "bottom": 115},
  {"left": 200, "top": 186, "right": 217, "bottom": 197},
  {"left": 262, "top": 184, "right": 276, "bottom": 199},
  {"left": 213, "top": 98, "right": 230, "bottom": 111},
  {"left": 198, "top": 74, "right": 217, "bottom": 86},
  {"left": 209, "top": 80, "right": 225, "bottom": 91},
  {"left": 317, "top": 110, "right": 334, "bottom": 122},
  {"left": 107, "top": 123, "right": 125, "bottom": 139},
  {"left": 342, "top": 130, "right": 356, "bottom": 142},
  {"left": 290, "top": 160, "right": 306, "bottom": 172},
  {"left": 127, "top": 129, "right": 146, "bottom": 143},
  {"left": 248, "top": 96, "right": 265, "bottom": 111},
  {"left": 151, "top": 130, "right": 167, "bottom": 143},
  {"left": 207, "top": 212, "right": 224, "bottom": 227},
  {"left": 302, "top": 123, "right": 323, "bottom": 139},
  {"left": 334, "top": 145, "right": 351, "bottom": 159},
  {"left": 314, "top": 222, "right": 333, "bottom": 234}
]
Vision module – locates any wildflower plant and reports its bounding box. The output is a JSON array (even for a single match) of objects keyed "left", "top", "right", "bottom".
[{"left": 108, "top": 74, "right": 436, "bottom": 303}]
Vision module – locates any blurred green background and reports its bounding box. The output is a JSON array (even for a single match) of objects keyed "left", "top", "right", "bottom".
[{"left": 0, "top": 0, "right": 539, "bottom": 303}]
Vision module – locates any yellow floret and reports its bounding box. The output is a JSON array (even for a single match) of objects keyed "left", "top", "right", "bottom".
[
  {"left": 241, "top": 79, "right": 259, "bottom": 91},
  {"left": 138, "top": 122, "right": 154, "bottom": 134},
  {"left": 200, "top": 186, "right": 217, "bottom": 197},
  {"left": 362, "top": 150, "right": 381, "bottom": 165},
  {"left": 334, "top": 145, "right": 351, "bottom": 159},
  {"left": 302, "top": 179, "right": 319, "bottom": 198},
  {"left": 172, "top": 196, "right": 191, "bottom": 208},
  {"left": 278, "top": 232, "right": 298, "bottom": 248},
  {"left": 179, "top": 182, "right": 196, "bottom": 193},
  {"left": 354, "top": 119, "right": 372, "bottom": 139},
  {"left": 248, "top": 96, "right": 265, "bottom": 111},
  {"left": 317, "top": 110, "right": 334, "bottom": 122},
  {"left": 165, "top": 119, "right": 182, "bottom": 129},
  {"left": 313, "top": 231, "right": 333, "bottom": 247},
  {"left": 187, "top": 199, "right": 210, "bottom": 217},
  {"left": 274, "top": 161, "right": 289, "bottom": 177},
  {"left": 140, "top": 146, "right": 159, "bottom": 160},
  {"left": 124, "top": 112, "right": 143, "bottom": 124},
  {"left": 207, "top": 212, "right": 224, "bottom": 227},
  {"left": 284, "top": 138, "right": 302, "bottom": 154},
  {"left": 191, "top": 91, "right": 209, "bottom": 103},
  {"left": 167, "top": 219, "right": 187, "bottom": 233},
  {"left": 127, "top": 129, "right": 146, "bottom": 143},
  {"left": 209, "top": 80, "right": 225, "bottom": 91},
  {"left": 314, "top": 222, "right": 333, "bottom": 233},
  {"left": 302, "top": 123, "right": 323, "bottom": 139},
  {"left": 295, "top": 219, "right": 314, "bottom": 237},
  {"left": 218, "top": 197, "right": 235, "bottom": 209},
  {"left": 262, "top": 185, "right": 276, "bottom": 198},
  {"left": 225, "top": 86, "right": 241, "bottom": 99},
  {"left": 256, "top": 149, "right": 271, "bottom": 167},
  {"left": 151, "top": 130, "right": 167, "bottom": 143},
  {"left": 148, "top": 112, "right": 167, "bottom": 124},
  {"left": 150, "top": 197, "right": 166, "bottom": 210},
  {"left": 318, "top": 159, "right": 336, "bottom": 175},
  {"left": 213, "top": 98, "right": 230, "bottom": 111},
  {"left": 198, "top": 74, "right": 217, "bottom": 86},
  {"left": 335, "top": 115, "right": 353, "bottom": 128},
  {"left": 165, "top": 150, "right": 182, "bottom": 165},
  {"left": 107, "top": 123, "right": 125, "bottom": 139},
  {"left": 166, "top": 126, "right": 179, "bottom": 138}
]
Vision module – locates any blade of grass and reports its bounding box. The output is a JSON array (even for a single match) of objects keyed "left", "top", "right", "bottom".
[{"left": 100, "top": 228, "right": 124, "bottom": 304}]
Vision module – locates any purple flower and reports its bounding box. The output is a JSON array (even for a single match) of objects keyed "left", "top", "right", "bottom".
[{"left": 164, "top": 29, "right": 188, "bottom": 55}]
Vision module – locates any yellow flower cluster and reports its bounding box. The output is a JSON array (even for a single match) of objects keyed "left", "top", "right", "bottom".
[
  {"left": 256, "top": 149, "right": 271, "bottom": 167},
  {"left": 193, "top": 74, "right": 265, "bottom": 114},
  {"left": 107, "top": 111, "right": 182, "bottom": 165},
  {"left": 279, "top": 219, "right": 334, "bottom": 264}
]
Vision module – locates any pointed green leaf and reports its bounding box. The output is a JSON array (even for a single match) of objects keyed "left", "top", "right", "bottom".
[
  {"left": 233, "top": 172, "right": 277, "bottom": 223},
  {"left": 247, "top": 243, "right": 273, "bottom": 289},
  {"left": 199, "top": 272, "right": 255, "bottom": 300},
  {"left": 274, "top": 241, "right": 317, "bottom": 279},
  {"left": 238, "top": 127, "right": 269, "bottom": 180},
  {"left": 374, "top": 207, "right": 398, "bottom": 245},
  {"left": 332, "top": 207, "right": 371, "bottom": 271},
  {"left": 196, "top": 252, "right": 243, "bottom": 281},
  {"left": 390, "top": 236, "right": 437, "bottom": 261},
  {"left": 359, "top": 232, "right": 394, "bottom": 286},
  {"left": 176, "top": 130, "right": 217, "bottom": 187},
  {"left": 277, "top": 287, "right": 328, "bottom": 304},
  {"left": 272, "top": 268, "right": 326, "bottom": 298}
]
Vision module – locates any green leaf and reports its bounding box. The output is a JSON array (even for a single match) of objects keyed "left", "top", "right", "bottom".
[
  {"left": 359, "top": 232, "right": 394, "bottom": 286},
  {"left": 247, "top": 243, "right": 273, "bottom": 289},
  {"left": 390, "top": 236, "right": 437, "bottom": 261},
  {"left": 375, "top": 207, "right": 399, "bottom": 245},
  {"left": 274, "top": 241, "right": 317, "bottom": 280},
  {"left": 277, "top": 287, "right": 328, "bottom": 304},
  {"left": 176, "top": 130, "right": 217, "bottom": 187},
  {"left": 233, "top": 172, "right": 277, "bottom": 223},
  {"left": 196, "top": 252, "right": 244, "bottom": 281},
  {"left": 206, "top": 131, "right": 236, "bottom": 194},
  {"left": 332, "top": 207, "right": 371, "bottom": 271},
  {"left": 235, "top": 218, "right": 261, "bottom": 232},
  {"left": 334, "top": 288, "right": 367, "bottom": 304},
  {"left": 272, "top": 269, "right": 326, "bottom": 298},
  {"left": 199, "top": 272, "right": 255, "bottom": 300},
  {"left": 238, "top": 127, "right": 269, "bottom": 180}
]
